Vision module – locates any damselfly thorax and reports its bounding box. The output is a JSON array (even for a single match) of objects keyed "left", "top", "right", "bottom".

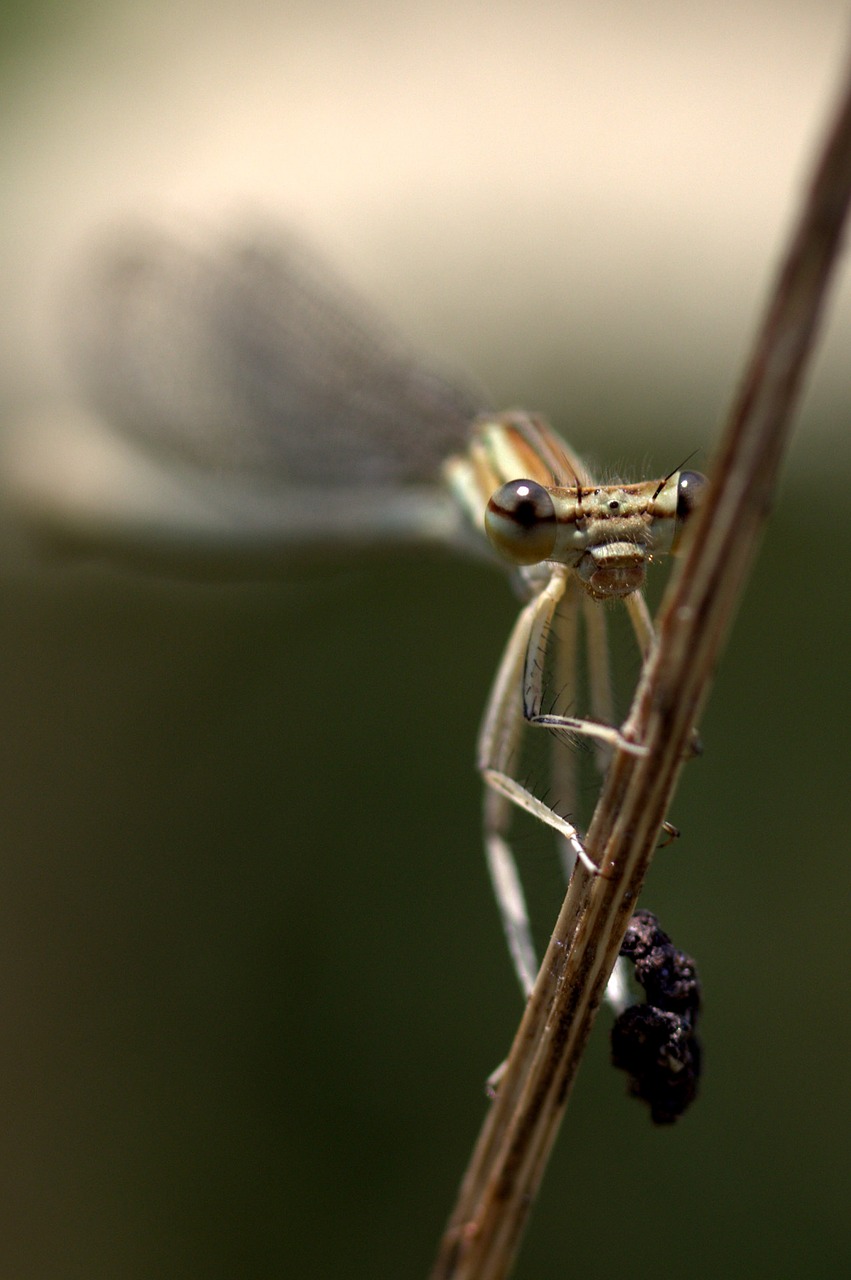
[{"left": 444, "top": 412, "right": 706, "bottom": 995}]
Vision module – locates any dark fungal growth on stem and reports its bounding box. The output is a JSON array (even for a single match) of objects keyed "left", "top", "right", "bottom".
[{"left": 611, "top": 910, "right": 702, "bottom": 1124}]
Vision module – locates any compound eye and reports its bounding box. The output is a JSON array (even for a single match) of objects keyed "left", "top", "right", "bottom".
[
  {"left": 485, "top": 479, "right": 557, "bottom": 565},
  {"left": 672, "top": 470, "right": 708, "bottom": 550},
  {"left": 676, "top": 470, "right": 708, "bottom": 522}
]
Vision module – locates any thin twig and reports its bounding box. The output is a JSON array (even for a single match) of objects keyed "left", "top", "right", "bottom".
[{"left": 431, "top": 46, "right": 851, "bottom": 1280}]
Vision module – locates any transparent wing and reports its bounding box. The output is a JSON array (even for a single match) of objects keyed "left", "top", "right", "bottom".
[
  {"left": 65, "top": 224, "right": 484, "bottom": 488},
  {"left": 3, "top": 224, "right": 489, "bottom": 569}
]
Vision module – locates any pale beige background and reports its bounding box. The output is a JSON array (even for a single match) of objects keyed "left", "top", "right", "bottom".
[{"left": 3, "top": 1, "right": 850, "bottom": 461}]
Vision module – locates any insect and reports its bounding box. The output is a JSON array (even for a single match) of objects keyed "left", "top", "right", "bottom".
[
  {"left": 445, "top": 413, "right": 705, "bottom": 994},
  {"left": 3, "top": 225, "right": 705, "bottom": 998}
]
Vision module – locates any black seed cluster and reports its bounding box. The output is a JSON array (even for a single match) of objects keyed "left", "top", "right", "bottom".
[{"left": 611, "top": 909, "right": 702, "bottom": 1125}]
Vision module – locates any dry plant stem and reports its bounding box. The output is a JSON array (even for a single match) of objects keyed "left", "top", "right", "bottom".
[{"left": 431, "top": 51, "right": 851, "bottom": 1280}]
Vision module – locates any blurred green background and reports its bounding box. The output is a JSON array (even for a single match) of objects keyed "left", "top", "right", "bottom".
[
  {"left": 1, "top": 482, "right": 847, "bottom": 1279},
  {"left": 1, "top": 3, "right": 849, "bottom": 1278}
]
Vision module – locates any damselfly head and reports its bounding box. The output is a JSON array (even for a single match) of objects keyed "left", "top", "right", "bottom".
[{"left": 483, "top": 462, "right": 708, "bottom": 594}]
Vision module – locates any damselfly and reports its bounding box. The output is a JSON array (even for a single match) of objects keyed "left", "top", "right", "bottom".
[
  {"left": 2, "top": 225, "right": 706, "bottom": 998},
  {"left": 445, "top": 413, "right": 705, "bottom": 993}
]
